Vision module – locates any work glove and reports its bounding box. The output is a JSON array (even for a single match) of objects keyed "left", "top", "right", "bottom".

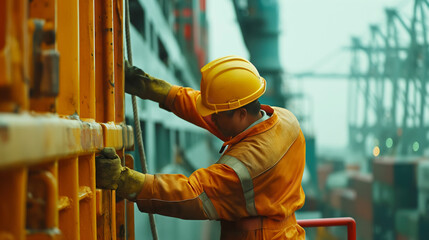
[
  {"left": 96, "top": 147, "right": 146, "bottom": 200},
  {"left": 124, "top": 60, "right": 172, "bottom": 103}
]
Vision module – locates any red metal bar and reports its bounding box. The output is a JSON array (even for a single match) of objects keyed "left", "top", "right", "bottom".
[{"left": 297, "top": 217, "right": 356, "bottom": 240}]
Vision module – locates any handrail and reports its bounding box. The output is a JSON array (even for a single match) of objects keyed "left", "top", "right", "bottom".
[{"left": 297, "top": 217, "right": 356, "bottom": 240}]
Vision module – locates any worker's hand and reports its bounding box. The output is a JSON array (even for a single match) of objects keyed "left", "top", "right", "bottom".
[
  {"left": 124, "top": 60, "right": 172, "bottom": 103},
  {"left": 96, "top": 147, "right": 122, "bottom": 190},
  {"left": 96, "top": 147, "right": 146, "bottom": 200}
]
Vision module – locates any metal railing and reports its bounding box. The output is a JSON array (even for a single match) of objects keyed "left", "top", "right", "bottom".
[{"left": 297, "top": 217, "right": 356, "bottom": 240}]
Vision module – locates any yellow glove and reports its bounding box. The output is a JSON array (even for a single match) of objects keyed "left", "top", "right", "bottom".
[
  {"left": 124, "top": 60, "right": 172, "bottom": 103},
  {"left": 96, "top": 147, "right": 145, "bottom": 200}
]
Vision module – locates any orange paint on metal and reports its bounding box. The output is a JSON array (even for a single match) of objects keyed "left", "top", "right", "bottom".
[
  {"left": 30, "top": 98, "right": 57, "bottom": 113},
  {"left": 79, "top": 0, "right": 96, "bottom": 119},
  {"left": 57, "top": 0, "right": 80, "bottom": 116},
  {"left": 78, "top": 186, "right": 93, "bottom": 201},
  {"left": 28, "top": 0, "right": 56, "bottom": 113},
  {"left": 94, "top": 0, "right": 105, "bottom": 123},
  {"left": 0, "top": 167, "right": 27, "bottom": 240},
  {"left": 78, "top": 154, "right": 97, "bottom": 240},
  {"left": 0, "top": 0, "right": 11, "bottom": 88},
  {"left": 12, "top": 0, "right": 30, "bottom": 112},
  {"left": 116, "top": 199, "right": 126, "bottom": 239},
  {"left": 115, "top": 148, "right": 125, "bottom": 240},
  {"left": 97, "top": 190, "right": 116, "bottom": 240},
  {"left": 58, "top": 196, "right": 71, "bottom": 210},
  {"left": 100, "top": 122, "right": 123, "bottom": 149},
  {"left": 29, "top": 0, "right": 55, "bottom": 23},
  {"left": 80, "top": 120, "right": 104, "bottom": 153},
  {"left": 58, "top": 158, "right": 79, "bottom": 240},
  {"left": 0, "top": 0, "right": 30, "bottom": 112},
  {"left": 95, "top": 0, "right": 115, "bottom": 123},
  {"left": 125, "top": 154, "right": 135, "bottom": 240},
  {"left": 95, "top": 189, "right": 103, "bottom": 216},
  {"left": 27, "top": 170, "right": 58, "bottom": 229},
  {"left": 114, "top": 0, "right": 124, "bottom": 124}
]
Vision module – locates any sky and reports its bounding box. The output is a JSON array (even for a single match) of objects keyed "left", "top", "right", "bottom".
[{"left": 207, "top": 0, "right": 411, "bottom": 153}]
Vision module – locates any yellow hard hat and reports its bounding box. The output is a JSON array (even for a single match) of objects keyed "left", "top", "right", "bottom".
[{"left": 196, "top": 55, "right": 266, "bottom": 117}]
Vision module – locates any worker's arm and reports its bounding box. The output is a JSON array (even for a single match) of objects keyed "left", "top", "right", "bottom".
[
  {"left": 135, "top": 163, "right": 249, "bottom": 220},
  {"left": 95, "top": 148, "right": 247, "bottom": 220},
  {"left": 124, "top": 62, "right": 226, "bottom": 141},
  {"left": 161, "top": 86, "right": 227, "bottom": 141}
]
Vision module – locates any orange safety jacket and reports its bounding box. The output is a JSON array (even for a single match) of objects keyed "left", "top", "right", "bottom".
[{"left": 136, "top": 86, "right": 306, "bottom": 240}]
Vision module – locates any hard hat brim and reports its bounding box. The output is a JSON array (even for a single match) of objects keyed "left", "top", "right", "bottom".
[{"left": 196, "top": 93, "right": 217, "bottom": 117}]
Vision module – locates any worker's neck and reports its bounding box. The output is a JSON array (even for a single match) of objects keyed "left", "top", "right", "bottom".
[{"left": 241, "top": 111, "right": 263, "bottom": 132}]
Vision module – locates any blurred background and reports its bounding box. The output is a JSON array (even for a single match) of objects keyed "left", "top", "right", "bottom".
[{"left": 125, "top": 0, "right": 429, "bottom": 239}]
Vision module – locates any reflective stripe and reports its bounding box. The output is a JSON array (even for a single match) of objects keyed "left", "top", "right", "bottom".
[
  {"left": 217, "top": 155, "right": 258, "bottom": 216},
  {"left": 199, "top": 191, "right": 219, "bottom": 220}
]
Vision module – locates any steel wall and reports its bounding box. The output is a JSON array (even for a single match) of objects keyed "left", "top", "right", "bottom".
[{"left": 0, "top": 0, "right": 135, "bottom": 239}]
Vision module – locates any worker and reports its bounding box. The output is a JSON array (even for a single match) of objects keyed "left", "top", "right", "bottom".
[{"left": 96, "top": 55, "right": 306, "bottom": 239}]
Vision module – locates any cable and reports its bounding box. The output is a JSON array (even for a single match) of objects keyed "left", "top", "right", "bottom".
[{"left": 124, "top": 0, "right": 159, "bottom": 239}]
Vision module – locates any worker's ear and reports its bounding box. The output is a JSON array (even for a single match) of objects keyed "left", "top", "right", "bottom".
[{"left": 237, "top": 107, "right": 247, "bottom": 120}]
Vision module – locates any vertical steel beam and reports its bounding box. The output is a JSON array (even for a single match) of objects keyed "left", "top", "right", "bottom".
[
  {"left": 0, "top": 0, "right": 29, "bottom": 112},
  {"left": 57, "top": 0, "right": 80, "bottom": 116},
  {"left": 0, "top": 168, "right": 27, "bottom": 240},
  {"left": 80, "top": 0, "right": 96, "bottom": 120},
  {"left": 78, "top": 2, "right": 97, "bottom": 239},
  {"left": 95, "top": 1, "right": 117, "bottom": 239},
  {"left": 125, "top": 154, "right": 136, "bottom": 240},
  {"left": 28, "top": 0, "right": 57, "bottom": 113},
  {"left": 78, "top": 155, "right": 97, "bottom": 240},
  {"left": 95, "top": 0, "right": 115, "bottom": 123},
  {"left": 0, "top": 0, "right": 12, "bottom": 91},
  {"left": 114, "top": 0, "right": 124, "bottom": 124},
  {"left": 56, "top": 2, "right": 81, "bottom": 239},
  {"left": 58, "top": 157, "right": 80, "bottom": 240},
  {"left": 113, "top": 1, "right": 127, "bottom": 239}
]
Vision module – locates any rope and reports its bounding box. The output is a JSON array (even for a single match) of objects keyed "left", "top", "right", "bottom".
[{"left": 124, "top": 0, "right": 159, "bottom": 239}]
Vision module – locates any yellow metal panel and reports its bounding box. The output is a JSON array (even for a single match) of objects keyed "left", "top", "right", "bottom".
[
  {"left": 57, "top": 0, "right": 79, "bottom": 116},
  {"left": 79, "top": 0, "right": 96, "bottom": 119}
]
